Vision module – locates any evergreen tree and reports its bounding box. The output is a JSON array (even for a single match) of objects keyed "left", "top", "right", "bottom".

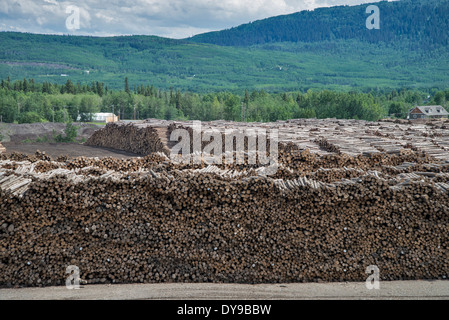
[
  {"left": 243, "top": 90, "right": 250, "bottom": 121},
  {"left": 42, "top": 82, "right": 49, "bottom": 93},
  {"left": 244, "top": 90, "right": 250, "bottom": 106},
  {"left": 23, "top": 78, "right": 28, "bottom": 92},
  {"left": 125, "top": 77, "right": 130, "bottom": 94},
  {"left": 96, "top": 82, "right": 104, "bottom": 97},
  {"left": 29, "top": 79, "right": 35, "bottom": 92},
  {"left": 65, "top": 79, "right": 75, "bottom": 94},
  {"left": 175, "top": 90, "right": 182, "bottom": 109},
  {"left": 13, "top": 80, "right": 22, "bottom": 91}
]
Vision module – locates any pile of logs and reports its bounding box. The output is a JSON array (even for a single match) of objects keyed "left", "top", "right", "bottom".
[
  {"left": 314, "top": 138, "right": 341, "bottom": 154},
  {"left": 1, "top": 150, "right": 51, "bottom": 162},
  {"left": 84, "top": 118, "right": 449, "bottom": 163},
  {"left": 85, "top": 121, "right": 171, "bottom": 156},
  {"left": 2, "top": 118, "right": 449, "bottom": 287},
  {"left": 1, "top": 147, "right": 449, "bottom": 287},
  {"left": 167, "top": 122, "right": 277, "bottom": 167}
]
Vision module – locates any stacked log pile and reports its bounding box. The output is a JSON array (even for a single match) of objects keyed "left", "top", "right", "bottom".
[
  {"left": 2, "top": 119, "right": 449, "bottom": 287},
  {"left": 84, "top": 118, "right": 449, "bottom": 162},
  {"left": 85, "top": 121, "right": 171, "bottom": 156},
  {"left": 1, "top": 147, "right": 449, "bottom": 287},
  {"left": 314, "top": 138, "right": 341, "bottom": 154},
  {"left": 167, "top": 122, "right": 276, "bottom": 158}
]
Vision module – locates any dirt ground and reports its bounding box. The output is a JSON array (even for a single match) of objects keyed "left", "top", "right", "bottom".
[
  {"left": 1, "top": 122, "right": 141, "bottom": 159},
  {"left": 0, "top": 122, "right": 101, "bottom": 144},
  {"left": 2, "top": 142, "right": 141, "bottom": 159}
]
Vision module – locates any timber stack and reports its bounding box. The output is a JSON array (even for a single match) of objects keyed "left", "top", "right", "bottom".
[
  {"left": 1, "top": 118, "right": 449, "bottom": 287},
  {"left": 85, "top": 120, "right": 171, "bottom": 156}
]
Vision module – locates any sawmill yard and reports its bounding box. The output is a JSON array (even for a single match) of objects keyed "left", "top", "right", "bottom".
[{"left": 1, "top": 118, "right": 449, "bottom": 290}]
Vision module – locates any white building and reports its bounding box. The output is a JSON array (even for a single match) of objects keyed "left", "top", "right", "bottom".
[{"left": 77, "top": 113, "right": 119, "bottom": 123}]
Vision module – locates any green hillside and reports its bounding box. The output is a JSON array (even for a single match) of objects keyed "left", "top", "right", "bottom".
[
  {"left": 0, "top": 0, "right": 449, "bottom": 92},
  {"left": 189, "top": 0, "right": 449, "bottom": 49}
]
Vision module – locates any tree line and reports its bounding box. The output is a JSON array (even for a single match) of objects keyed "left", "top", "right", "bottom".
[{"left": 1, "top": 77, "right": 447, "bottom": 124}]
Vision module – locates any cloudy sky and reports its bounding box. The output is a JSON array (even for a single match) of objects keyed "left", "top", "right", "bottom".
[{"left": 0, "top": 0, "right": 390, "bottom": 39}]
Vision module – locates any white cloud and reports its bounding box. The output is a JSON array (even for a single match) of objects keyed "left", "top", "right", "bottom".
[{"left": 0, "top": 0, "right": 390, "bottom": 38}]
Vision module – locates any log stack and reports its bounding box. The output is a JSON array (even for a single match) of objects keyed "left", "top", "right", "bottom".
[
  {"left": 84, "top": 118, "right": 449, "bottom": 163},
  {"left": 1, "top": 146, "right": 449, "bottom": 287},
  {"left": 2, "top": 118, "right": 449, "bottom": 287},
  {"left": 85, "top": 121, "right": 171, "bottom": 156}
]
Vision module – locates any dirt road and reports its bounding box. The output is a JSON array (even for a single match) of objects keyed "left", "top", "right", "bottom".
[{"left": 1, "top": 281, "right": 448, "bottom": 300}]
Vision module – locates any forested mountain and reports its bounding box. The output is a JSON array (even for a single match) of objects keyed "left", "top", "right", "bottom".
[
  {"left": 189, "top": 0, "right": 449, "bottom": 50},
  {"left": 2, "top": 1, "right": 449, "bottom": 124},
  {"left": 0, "top": 0, "right": 448, "bottom": 91}
]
